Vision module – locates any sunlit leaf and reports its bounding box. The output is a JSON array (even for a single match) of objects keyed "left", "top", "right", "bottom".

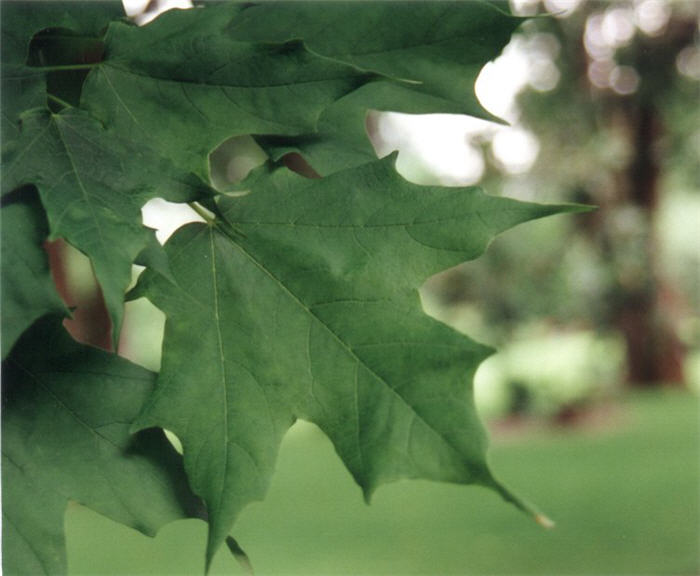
[{"left": 132, "top": 156, "right": 582, "bottom": 565}]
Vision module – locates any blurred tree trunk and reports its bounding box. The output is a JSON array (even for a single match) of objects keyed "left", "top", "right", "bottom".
[
  {"left": 46, "top": 239, "right": 112, "bottom": 351},
  {"left": 612, "top": 15, "right": 694, "bottom": 386},
  {"left": 616, "top": 103, "right": 684, "bottom": 385}
]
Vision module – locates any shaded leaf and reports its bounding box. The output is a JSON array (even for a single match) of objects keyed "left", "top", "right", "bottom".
[
  {"left": 81, "top": 3, "right": 372, "bottom": 180},
  {"left": 257, "top": 80, "right": 487, "bottom": 176},
  {"left": 229, "top": 1, "right": 522, "bottom": 173},
  {"left": 1, "top": 191, "right": 67, "bottom": 359},
  {"left": 132, "top": 156, "right": 584, "bottom": 566},
  {"left": 229, "top": 1, "right": 520, "bottom": 112},
  {"left": 1, "top": 108, "right": 210, "bottom": 346},
  {"left": 1, "top": 318, "right": 200, "bottom": 575},
  {"left": 81, "top": 1, "right": 520, "bottom": 179},
  {"left": 0, "top": 1, "right": 123, "bottom": 142},
  {"left": 134, "top": 229, "right": 176, "bottom": 285}
]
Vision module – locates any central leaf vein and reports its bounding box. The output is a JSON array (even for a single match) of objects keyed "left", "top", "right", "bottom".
[
  {"left": 220, "top": 230, "right": 474, "bottom": 467},
  {"left": 208, "top": 227, "right": 231, "bottom": 516}
]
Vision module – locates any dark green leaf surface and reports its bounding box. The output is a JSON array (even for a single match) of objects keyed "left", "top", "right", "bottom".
[
  {"left": 1, "top": 192, "right": 66, "bottom": 359},
  {"left": 81, "top": 3, "right": 371, "bottom": 180},
  {"left": 80, "top": 1, "right": 520, "bottom": 178},
  {"left": 229, "top": 1, "right": 521, "bottom": 174},
  {"left": 0, "top": 3, "right": 575, "bottom": 572},
  {"left": 1, "top": 318, "right": 199, "bottom": 575},
  {"left": 257, "top": 79, "right": 487, "bottom": 176},
  {"left": 132, "top": 156, "right": 581, "bottom": 565},
  {"left": 0, "top": 1, "right": 122, "bottom": 142},
  {"left": 1, "top": 108, "right": 210, "bottom": 346},
  {"left": 229, "top": 1, "right": 520, "bottom": 112}
]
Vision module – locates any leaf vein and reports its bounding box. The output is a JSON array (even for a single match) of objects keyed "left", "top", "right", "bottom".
[{"left": 224, "top": 233, "right": 474, "bottom": 470}]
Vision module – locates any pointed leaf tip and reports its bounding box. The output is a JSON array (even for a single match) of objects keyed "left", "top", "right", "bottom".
[
  {"left": 134, "top": 155, "right": 579, "bottom": 562},
  {"left": 226, "top": 535, "right": 255, "bottom": 575},
  {"left": 559, "top": 202, "right": 598, "bottom": 214},
  {"left": 535, "top": 513, "right": 556, "bottom": 529}
]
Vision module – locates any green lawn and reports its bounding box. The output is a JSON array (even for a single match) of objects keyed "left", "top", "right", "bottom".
[{"left": 66, "top": 390, "right": 699, "bottom": 575}]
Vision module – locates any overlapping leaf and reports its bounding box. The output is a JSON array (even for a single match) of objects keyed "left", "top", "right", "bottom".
[
  {"left": 1, "top": 1, "right": 123, "bottom": 143},
  {"left": 229, "top": 1, "right": 522, "bottom": 174},
  {"left": 131, "top": 156, "right": 584, "bottom": 565},
  {"left": 80, "top": 3, "right": 373, "bottom": 180},
  {"left": 78, "top": 1, "right": 522, "bottom": 179},
  {"left": 229, "top": 1, "right": 520, "bottom": 111},
  {"left": 1, "top": 192, "right": 66, "bottom": 359},
  {"left": 1, "top": 108, "right": 210, "bottom": 345},
  {"left": 257, "top": 81, "right": 481, "bottom": 177},
  {"left": 2, "top": 318, "right": 200, "bottom": 575},
  {"left": 0, "top": 3, "right": 577, "bottom": 574}
]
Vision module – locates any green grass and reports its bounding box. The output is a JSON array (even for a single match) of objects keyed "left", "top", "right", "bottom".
[{"left": 66, "top": 390, "right": 699, "bottom": 575}]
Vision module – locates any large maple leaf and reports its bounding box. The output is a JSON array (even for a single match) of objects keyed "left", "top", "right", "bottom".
[{"left": 131, "top": 156, "right": 582, "bottom": 566}]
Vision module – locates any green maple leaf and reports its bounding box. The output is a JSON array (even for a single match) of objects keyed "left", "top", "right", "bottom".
[
  {"left": 80, "top": 1, "right": 520, "bottom": 180},
  {"left": 80, "top": 3, "right": 373, "bottom": 181},
  {"left": 1, "top": 108, "right": 210, "bottom": 346},
  {"left": 256, "top": 80, "right": 487, "bottom": 177},
  {"left": 131, "top": 156, "right": 581, "bottom": 567},
  {"left": 229, "top": 1, "right": 519, "bottom": 111},
  {"left": 1, "top": 192, "right": 67, "bottom": 359},
  {"left": 1, "top": 318, "right": 200, "bottom": 575},
  {"left": 1, "top": 0, "right": 123, "bottom": 143},
  {"left": 229, "top": 1, "right": 521, "bottom": 174}
]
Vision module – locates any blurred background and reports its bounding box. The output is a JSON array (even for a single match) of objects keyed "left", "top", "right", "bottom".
[{"left": 56, "top": 0, "right": 699, "bottom": 574}]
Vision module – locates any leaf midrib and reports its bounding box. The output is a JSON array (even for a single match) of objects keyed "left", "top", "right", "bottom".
[
  {"left": 94, "top": 65, "right": 310, "bottom": 142},
  {"left": 208, "top": 227, "right": 232, "bottom": 525},
  {"left": 214, "top": 225, "right": 479, "bottom": 477},
  {"left": 228, "top": 205, "right": 533, "bottom": 229},
  {"left": 103, "top": 60, "right": 360, "bottom": 90},
  {"left": 54, "top": 116, "right": 110, "bottom": 261},
  {"left": 9, "top": 359, "right": 123, "bottom": 450}
]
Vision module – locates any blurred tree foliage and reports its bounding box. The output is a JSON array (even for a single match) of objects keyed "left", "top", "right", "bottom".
[{"left": 427, "top": 0, "right": 699, "bottom": 388}]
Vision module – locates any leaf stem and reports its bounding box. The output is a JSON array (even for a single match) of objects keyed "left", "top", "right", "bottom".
[
  {"left": 47, "top": 93, "right": 73, "bottom": 109},
  {"left": 189, "top": 202, "right": 216, "bottom": 225},
  {"left": 30, "top": 63, "right": 99, "bottom": 72},
  {"left": 188, "top": 202, "right": 246, "bottom": 240}
]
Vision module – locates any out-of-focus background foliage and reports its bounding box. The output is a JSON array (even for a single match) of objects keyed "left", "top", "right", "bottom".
[
  {"left": 410, "top": 0, "right": 700, "bottom": 420},
  {"left": 57, "top": 0, "right": 698, "bottom": 573}
]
